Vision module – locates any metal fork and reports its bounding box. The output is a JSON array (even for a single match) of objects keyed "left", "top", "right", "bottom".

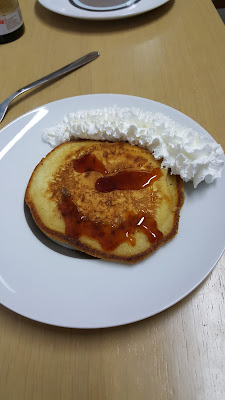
[{"left": 0, "top": 51, "right": 100, "bottom": 123}]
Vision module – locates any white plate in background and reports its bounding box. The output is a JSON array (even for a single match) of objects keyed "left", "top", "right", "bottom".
[
  {"left": 0, "top": 94, "right": 224, "bottom": 328},
  {"left": 38, "top": 0, "right": 170, "bottom": 20}
]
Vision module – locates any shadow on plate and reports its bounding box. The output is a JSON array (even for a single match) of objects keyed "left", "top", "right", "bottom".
[
  {"left": 184, "top": 179, "right": 217, "bottom": 199},
  {"left": 68, "top": 0, "right": 142, "bottom": 13},
  {"left": 24, "top": 201, "right": 95, "bottom": 260}
]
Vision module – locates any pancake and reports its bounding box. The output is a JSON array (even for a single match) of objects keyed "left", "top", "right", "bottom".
[{"left": 25, "top": 141, "right": 184, "bottom": 263}]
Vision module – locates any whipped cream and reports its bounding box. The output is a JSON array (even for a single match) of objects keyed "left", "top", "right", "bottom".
[{"left": 42, "top": 106, "right": 224, "bottom": 188}]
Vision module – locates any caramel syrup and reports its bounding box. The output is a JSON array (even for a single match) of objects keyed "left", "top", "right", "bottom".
[
  {"left": 59, "top": 194, "right": 163, "bottom": 252},
  {"left": 73, "top": 153, "right": 108, "bottom": 175},
  {"left": 95, "top": 170, "right": 162, "bottom": 192},
  {"left": 58, "top": 153, "right": 163, "bottom": 251}
]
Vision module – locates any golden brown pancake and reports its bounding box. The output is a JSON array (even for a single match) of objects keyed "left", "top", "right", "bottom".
[{"left": 25, "top": 141, "right": 184, "bottom": 263}]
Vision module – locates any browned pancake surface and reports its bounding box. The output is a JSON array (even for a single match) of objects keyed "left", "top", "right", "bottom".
[{"left": 25, "top": 141, "right": 184, "bottom": 263}]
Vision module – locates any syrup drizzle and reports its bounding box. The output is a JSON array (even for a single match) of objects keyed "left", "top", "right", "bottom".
[
  {"left": 59, "top": 194, "right": 163, "bottom": 252},
  {"left": 73, "top": 153, "right": 108, "bottom": 175},
  {"left": 58, "top": 153, "right": 164, "bottom": 251},
  {"left": 95, "top": 170, "right": 162, "bottom": 192}
]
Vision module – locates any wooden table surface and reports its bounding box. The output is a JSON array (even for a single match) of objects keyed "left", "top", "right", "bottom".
[{"left": 0, "top": 0, "right": 225, "bottom": 399}]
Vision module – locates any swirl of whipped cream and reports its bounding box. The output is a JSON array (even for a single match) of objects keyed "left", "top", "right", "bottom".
[{"left": 42, "top": 106, "right": 224, "bottom": 188}]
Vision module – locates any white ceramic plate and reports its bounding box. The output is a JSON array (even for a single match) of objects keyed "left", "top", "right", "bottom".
[
  {"left": 38, "top": 0, "right": 169, "bottom": 20},
  {"left": 0, "top": 94, "right": 224, "bottom": 328}
]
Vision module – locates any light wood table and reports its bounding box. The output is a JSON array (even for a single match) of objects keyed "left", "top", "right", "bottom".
[{"left": 0, "top": 0, "right": 224, "bottom": 399}]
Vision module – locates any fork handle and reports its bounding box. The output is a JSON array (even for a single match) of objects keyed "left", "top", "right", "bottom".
[{"left": 10, "top": 51, "right": 100, "bottom": 102}]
